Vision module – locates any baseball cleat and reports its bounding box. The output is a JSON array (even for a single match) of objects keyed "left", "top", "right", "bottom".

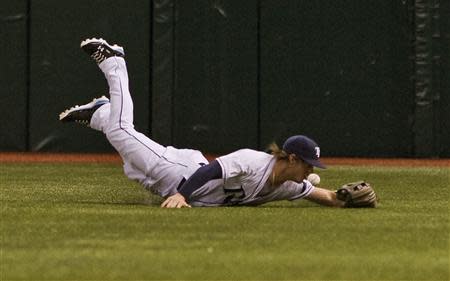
[
  {"left": 59, "top": 96, "right": 109, "bottom": 126},
  {"left": 80, "top": 37, "right": 125, "bottom": 64}
]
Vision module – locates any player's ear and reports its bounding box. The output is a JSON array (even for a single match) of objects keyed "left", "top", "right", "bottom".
[{"left": 288, "top": 154, "right": 298, "bottom": 165}]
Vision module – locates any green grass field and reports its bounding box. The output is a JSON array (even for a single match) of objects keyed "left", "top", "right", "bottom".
[{"left": 1, "top": 162, "right": 449, "bottom": 280}]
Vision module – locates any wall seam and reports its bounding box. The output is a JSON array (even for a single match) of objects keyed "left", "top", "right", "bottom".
[{"left": 25, "top": 0, "right": 31, "bottom": 151}]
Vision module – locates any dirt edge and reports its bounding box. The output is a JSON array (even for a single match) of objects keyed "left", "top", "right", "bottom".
[{"left": 0, "top": 152, "right": 449, "bottom": 167}]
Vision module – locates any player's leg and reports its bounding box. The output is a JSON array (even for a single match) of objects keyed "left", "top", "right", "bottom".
[
  {"left": 60, "top": 98, "right": 155, "bottom": 187},
  {"left": 83, "top": 38, "right": 168, "bottom": 174},
  {"left": 101, "top": 59, "right": 166, "bottom": 172},
  {"left": 61, "top": 38, "right": 165, "bottom": 176}
]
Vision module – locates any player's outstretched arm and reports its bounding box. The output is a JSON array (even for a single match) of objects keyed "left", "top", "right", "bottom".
[{"left": 304, "top": 187, "right": 345, "bottom": 207}]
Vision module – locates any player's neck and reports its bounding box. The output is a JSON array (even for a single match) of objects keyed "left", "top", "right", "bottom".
[{"left": 270, "top": 160, "right": 288, "bottom": 185}]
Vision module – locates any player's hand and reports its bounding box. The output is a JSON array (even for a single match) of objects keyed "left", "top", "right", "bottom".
[{"left": 161, "top": 193, "right": 191, "bottom": 208}]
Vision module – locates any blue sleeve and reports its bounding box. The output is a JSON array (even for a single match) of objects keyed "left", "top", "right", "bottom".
[{"left": 178, "top": 160, "right": 222, "bottom": 201}]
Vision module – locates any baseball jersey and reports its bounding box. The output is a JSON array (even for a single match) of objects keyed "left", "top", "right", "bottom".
[{"left": 189, "top": 149, "right": 315, "bottom": 206}]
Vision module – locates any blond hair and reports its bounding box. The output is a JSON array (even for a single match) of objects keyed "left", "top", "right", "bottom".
[{"left": 266, "top": 142, "right": 289, "bottom": 160}]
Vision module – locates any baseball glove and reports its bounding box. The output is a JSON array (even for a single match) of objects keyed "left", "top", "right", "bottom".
[{"left": 336, "top": 181, "right": 378, "bottom": 208}]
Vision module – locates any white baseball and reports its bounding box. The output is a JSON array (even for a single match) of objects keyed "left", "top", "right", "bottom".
[{"left": 307, "top": 173, "right": 321, "bottom": 185}]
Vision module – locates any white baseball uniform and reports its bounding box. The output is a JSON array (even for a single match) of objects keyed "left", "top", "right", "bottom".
[
  {"left": 90, "top": 56, "right": 207, "bottom": 197},
  {"left": 89, "top": 56, "right": 315, "bottom": 205},
  {"left": 189, "top": 149, "right": 315, "bottom": 206}
]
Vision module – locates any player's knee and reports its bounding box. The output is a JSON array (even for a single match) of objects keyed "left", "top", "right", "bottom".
[{"left": 105, "top": 126, "right": 123, "bottom": 140}]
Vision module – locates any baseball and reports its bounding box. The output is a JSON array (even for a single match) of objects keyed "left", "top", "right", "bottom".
[{"left": 307, "top": 173, "right": 321, "bottom": 185}]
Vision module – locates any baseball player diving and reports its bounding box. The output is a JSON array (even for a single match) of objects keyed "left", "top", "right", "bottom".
[{"left": 59, "top": 38, "right": 377, "bottom": 208}]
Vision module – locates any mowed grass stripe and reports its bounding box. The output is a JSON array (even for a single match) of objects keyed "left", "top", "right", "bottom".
[{"left": 1, "top": 163, "right": 448, "bottom": 280}]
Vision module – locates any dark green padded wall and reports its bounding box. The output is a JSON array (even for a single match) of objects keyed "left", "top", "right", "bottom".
[
  {"left": 170, "top": 0, "right": 259, "bottom": 153},
  {"left": 0, "top": 1, "right": 28, "bottom": 150},
  {"left": 29, "top": 0, "right": 151, "bottom": 152},
  {"left": 440, "top": 1, "right": 450, "bottom": 157},
  {"left": 2, "top": 0, "right": 448, "bottom": 157},
  {"left": 259, "top": 1, "right": 414, "bottom": 157},
  {"left": 152, "top": 0, "right": 175, "bottom": 145}
]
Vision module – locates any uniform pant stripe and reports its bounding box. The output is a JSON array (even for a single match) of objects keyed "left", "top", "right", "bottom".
[{"left": 114, "top": 61, "right": 187, "bottom": 168}]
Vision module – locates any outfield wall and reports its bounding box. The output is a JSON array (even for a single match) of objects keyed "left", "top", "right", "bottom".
[{"left": 1, "top": 0, "right": 449, "bottom": 157}]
